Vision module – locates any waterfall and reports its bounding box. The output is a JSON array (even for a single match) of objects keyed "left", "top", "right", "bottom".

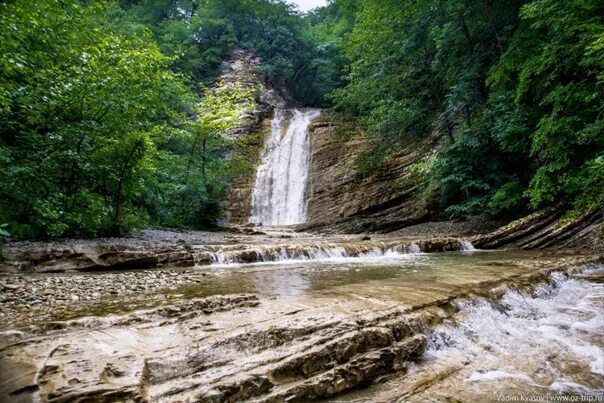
[
  {"left": 250, "top": 108, "right": 321, "bottom": 226},
  {"left": 460, "top": 240, "right": 476, "bottom": 251}
]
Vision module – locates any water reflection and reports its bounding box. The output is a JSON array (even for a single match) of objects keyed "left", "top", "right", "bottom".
[
  {"left": 177, "top": 250, "right": 572, "bottom": 304},
  {"left": 253, "top": 267, "right": 310, "bottom": 296}
]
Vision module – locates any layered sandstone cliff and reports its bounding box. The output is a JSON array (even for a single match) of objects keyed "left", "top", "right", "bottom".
[
  {"left": 218, "top": 50, "right": 288, "bottom": 224},
  {"left": 218, "top": 54, "right": 603, "bottom": 246},
  {"left": 304, "top": 114, "right": 431, "bottom": 233},
  {"left": 221, "top": 52, "right": 432, "bottom": 230}
]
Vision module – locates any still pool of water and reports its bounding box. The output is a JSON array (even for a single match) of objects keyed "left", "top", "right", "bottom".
[{"left": 170, "top": 250, "right": 573, "bottom": 301}]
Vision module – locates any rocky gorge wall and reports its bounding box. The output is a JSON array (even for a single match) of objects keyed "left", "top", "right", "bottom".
[
  {"left": 226, "top": 117, "right": 272, "bottom": 224},
  {"left": 303, "top": 115, "right": 431, "bottom": 233},
  {"left": 228, "top": 109, "right": 433, "bottom": 231},
  {"left": 221, "top": 51, "right": 432, "bottom": 230},
  {"left": 214, "top": 50, "right": 291, "bottom": 225},
  {"left": 215, "top": 51, "right": 603, "bottom": 245}
]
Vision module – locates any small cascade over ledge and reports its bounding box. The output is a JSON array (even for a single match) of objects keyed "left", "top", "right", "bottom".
[
  {"left": 208, "top": 241, "right": 424, "bottom": 266},
  {"left": 460, "top": 240, "right": 476, "bottom": 251},
  {"left": 250, "top": 108, "right": 321, "bottom": 226}
]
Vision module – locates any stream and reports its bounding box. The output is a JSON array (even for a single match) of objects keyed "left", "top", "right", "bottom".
[
  {"left": 1, "top": 109, "right": 601, "bottom": 402},
  {"left": 1, "top": 249, "right": 602, "bottom": 402}
]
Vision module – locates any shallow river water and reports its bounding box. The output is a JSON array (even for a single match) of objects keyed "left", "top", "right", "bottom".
[
  {"left": 335, "top": 260, "right": 604, "bottom": 402},
  {"left": 0, "top": 249, "right": 602, "bottom": 402}
]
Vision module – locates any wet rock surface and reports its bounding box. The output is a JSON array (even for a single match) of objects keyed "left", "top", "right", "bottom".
[
  {"left": 0, "top": 228, "right": 239, "bottom": 271},
  {"left": 473, "top": 207, "right": 603, "bottom": 251},
  {"left": 0, "top": 229, "right": 469, "bottom": 273},
  {"left": 338, "top": 264, "right": 604, "bottom": 402},
  {"left": 0, "top": 251, "right": 600, "bottom": 402},
  {"left": 4, "top": 207, "right": 599, "bottom": 274}
]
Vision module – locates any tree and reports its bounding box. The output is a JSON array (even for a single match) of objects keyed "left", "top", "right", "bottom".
[
  {"left": 0, "top": 0, "right": 194, "bottom": 238},
  {"left": 489, "top": 0, "right": 604, "bottom": 212},
  {"left": 143, "top": 83, "right": 256, "bottom": 227},
  {"left": 330, "top": 0, "right": 603, "bottom": 219}
]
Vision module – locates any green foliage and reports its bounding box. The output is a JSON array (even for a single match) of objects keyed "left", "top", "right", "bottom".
[
  {"left": 398, "top": 155, "right": 439, "bottom": 210},
  {"left": 331, "top": 0, "right": 604, "bottom": 219},
  {"left": 2, "top": 0, "right": 601, "bottom": 239},
  {"left": 564, "top": 155, "right": 604, "bottom": 216},
  {"left": 355, "top": 146, "right": 388, "bottom": 179},
  {"left": 118, "top": 0, "right": 237, "bottom": 85},
  {"left": 145, "top": 84, "right": 256, "bottom": 228},
  {"left": 0, "top": 224, "right": 8, "bottom": 262},
  {"left": 0, "top": 0, "right": 255, "bottom": 239},
  {"left": 488, "top": 181, "right": 526, "bottom": 213},
  {"left": 406, "top": 156, "right": 436, "bottom": 188},
  {"left": 489, "top": 0, "right": 604, "bottom": 212},
  {"left": 304, "top": 0, "right": 358, "bottom": 104},
  {"left": 0, "top": 0, "right": 356, "bottom": 240},
  {"left": 0, "top": 0, "right": 185, "bottom": 238},
  {"left": 0, "top": 224, "right": 10, "bottom": 239},
  {"left": 118, "top": 0, "right": 343, "bottom": 105}
]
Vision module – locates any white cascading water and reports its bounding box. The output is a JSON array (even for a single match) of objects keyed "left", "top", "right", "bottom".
[
  {"left": 209, "top": 242, "right": 423, "bottom": 266},
  {"left": 250, "top": 108, "right": 321, "bottom": 226},
  {"left": 460, "top": 240, "right": 476, "bottom": 251},
  {"left": 423, "top": 265, "right": 604, "bottom": 396}
]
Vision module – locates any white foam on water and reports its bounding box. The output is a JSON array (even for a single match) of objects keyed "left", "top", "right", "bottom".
[
  {"left": 426, "top": 265, "right": 604, "bottom": 393},
  {"left": 208, "top": 243, "right": 425, "bottom": 267},
  {"left": 549, "top": 380, "right": 597, "bottom": 394},
  {"left": 250, "top": 108, "right": 321, "bottom": 226},
  {"left": 459, "top": 240, "right": 476, "bottom": 251},
  {"left": 464, "top": 370, "right": 537, "bottom": 385}
]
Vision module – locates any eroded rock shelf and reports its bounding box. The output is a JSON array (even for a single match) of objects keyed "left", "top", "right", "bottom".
[{"left": 1, "top": 249, "right": 601, "bottom": 402}]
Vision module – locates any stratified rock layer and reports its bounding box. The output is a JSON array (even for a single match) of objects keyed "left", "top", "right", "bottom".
[
  {"left": 0, "top": 232, "right": 465, "bottom": 273},
  {"left": 220, "top": 56, "right": 433, "bottom": 231},
  {"left": 473, "top": 207, "right": 603, "bottom": 251},
  {"left": 304, "top": 117, "right": 430, "bottom": 233},
  {"left": 215, "top": 49, "right": 290, "bottom": 225},
  {"left": 1, "top": 254, "right": 599, "bottom": 402}
]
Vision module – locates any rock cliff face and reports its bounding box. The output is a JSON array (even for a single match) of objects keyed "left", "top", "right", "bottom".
[
  {"left": 226, "top": 118, "right": 272, "bottom": 224},
  {"left": 304, "top": 115, "right": 431, "bottom": 233},
  {"left": 221, "top": 53, "right": 431, "bottom": 231},
  {"left": 217, "top": 50, "right": 288, "bottom": 224},
  {"left": 217, "top": 49, "right": 288, "bottom": 139}
]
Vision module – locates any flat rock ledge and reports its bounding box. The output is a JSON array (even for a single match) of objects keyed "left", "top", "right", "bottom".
[
  {"left": 1, "top": 236, "right": 467, "bottom": 273},
  {"left": 0, "top": 256, "right": 600, "bottom": 402}
]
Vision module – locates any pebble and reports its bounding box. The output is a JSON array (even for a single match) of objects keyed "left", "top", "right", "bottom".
[{"left": 0, "top": 269, "right": 208, "bottom": 328}]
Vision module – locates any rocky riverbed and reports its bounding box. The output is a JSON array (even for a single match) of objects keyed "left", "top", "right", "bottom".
[
  {"left": 3, "top": 207, "right": 601, "bottom": 275},
  {"left": 0, "top": 228, "right": 470, "bottom": 273},
  {"left": 0, "top": 268, "right": 212, "bottom": 329},
  {"left": 0, "top": 250, "right": 601, "bottom": 402}
]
